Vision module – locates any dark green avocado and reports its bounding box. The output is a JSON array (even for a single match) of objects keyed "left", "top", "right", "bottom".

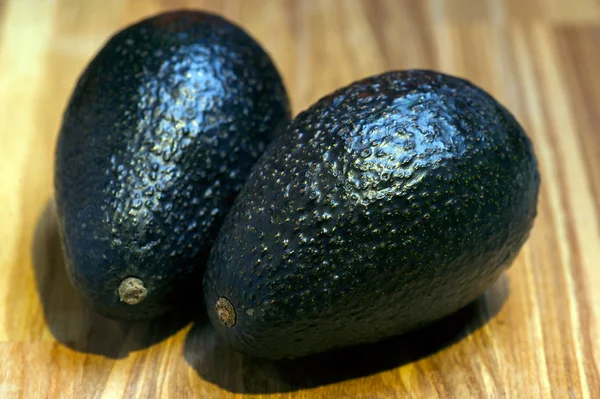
[
  {"left": 54, "top": 10, "right": 291, "bottom": 320},
  {"left": 203, "top": 69, "right": 540, "bottom": 359}
]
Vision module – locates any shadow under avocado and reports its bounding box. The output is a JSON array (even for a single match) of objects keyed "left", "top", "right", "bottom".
[
  {"left": 184, "top": 273, "right": 509, "bottom": 394},
  {"left": 31, "top": 201, "right": 192, "bottom": 359}
]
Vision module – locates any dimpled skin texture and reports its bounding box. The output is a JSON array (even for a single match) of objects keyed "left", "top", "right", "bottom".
[
  {"left": 54, "top": 11, "right": 291, "bottom": 320},
  {"left": 204, "top": 70, "right": 540, "bottom": 359}
]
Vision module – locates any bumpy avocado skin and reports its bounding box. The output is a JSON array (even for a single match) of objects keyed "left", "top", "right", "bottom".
[
  {"left": 54, "top": 11, "right": 291, "bottom": 320},
  {"left": 204, "top": 70, "right": 540, "bottom": 359}
]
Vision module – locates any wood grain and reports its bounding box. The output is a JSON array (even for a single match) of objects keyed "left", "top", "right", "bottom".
[{"left": 1, "top": 0, "right": 599, "bottom": 397}]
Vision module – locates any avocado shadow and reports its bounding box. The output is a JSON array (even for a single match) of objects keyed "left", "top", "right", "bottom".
[
  {"left": 184, "top": 274, "right": 509, "bottom": 394},
  {"left": 31, "top": 201, "right": 192, "bottom": 359}
]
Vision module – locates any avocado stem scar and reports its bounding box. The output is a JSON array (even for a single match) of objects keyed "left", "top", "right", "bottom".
[
  {"left": 118, "top": 277, "right": 147, "bottom": 305},
  {"left": 216, "top": 297, "right": 236, "bottom": 327}
]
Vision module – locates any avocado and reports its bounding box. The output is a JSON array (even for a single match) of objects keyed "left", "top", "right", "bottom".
[
  {"left": 54, "top": 10, "right": 290, "bottom": 320},
  {"left": 203, "top": 70, "right": 540, "bottom": 359}
]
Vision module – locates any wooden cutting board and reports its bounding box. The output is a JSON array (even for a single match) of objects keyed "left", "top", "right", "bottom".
[{"left": 1, "top": 0, "right": 599, "bottom": 397}]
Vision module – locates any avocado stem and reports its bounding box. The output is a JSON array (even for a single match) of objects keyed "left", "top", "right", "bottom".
[
  {"left": 216, "top": 297, "right": 236, "bottom": 327},
  {"left": 118, "top": 277, "right": 147, "bottom": 305}
]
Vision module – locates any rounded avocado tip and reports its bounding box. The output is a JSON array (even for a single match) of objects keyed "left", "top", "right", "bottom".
[
  {"left": 118, "top": 277, "right": 147, "bottom": 305},
  {"left": 216, "top": 297, "right": 236, "bottom": 327}
]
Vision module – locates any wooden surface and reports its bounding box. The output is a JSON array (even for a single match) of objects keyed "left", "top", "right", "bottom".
[{"left": 1, "top": 0, "right": 599, "bottom": 397}]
